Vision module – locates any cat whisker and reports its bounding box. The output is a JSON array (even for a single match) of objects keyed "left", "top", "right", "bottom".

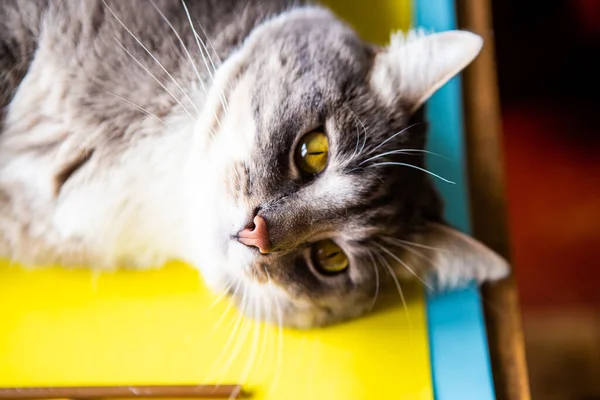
[
  {"left": 238, "top": 292, "right": 261, "bottom": 391},
  {"left": 346, "top": 166, "right": 385, "bottom": 183},
  {"left": 180, "top": 1, "right": 214, "bottom": 85},
  {"left": 366, "top": 249, "right": 380, "bottom": 311},
  {"left": 383, "top": 236, "right": 450, "bottom": 253},
  {"left": 151, "top": 0, "right": 222, "bottom": 135},
  {"left": 351, "top": 114, "right": 360, "bottom": 159},
  {"left": 193, "top": 31, "right": 229, "bottom": 114},
  {"left": 183, "top": 8, "right": 219, "bottom": 87},
  {"left": 194, "top": 19, "right": 230, "bottom": 113},
  {"left": 220, "top": 286, "right": 255, "bottom": 378},
  {"left": 208, "top": 285, "right": 231, "bottom": 310},
  {"left": 258, "top": 289, "right": 270, "bottom": 373},
  {"left": 209, "top": 278, "right": 234, "bottom": 308},
  {"left": 374, "top": 242, "right": 432, "bottom": 290},
  {"left": 149, "top": 0, "right": 204, "bottom": 94},
  {"left": 369, "top": 123, "right": 420, "bottom": 156},
  {"left": 191, "top": 33, "right": 216, "bottom": 83},
  {"left": 195, "top": 18, "right": 223, "bottom": 66},
  {"left": 265, "top": 268, "right": 283, "bottom": 394},
  {"left": 101, "top": 1, "right": 198, "bottom": 118},
  {"left": 273, "top": 294, "right": 284, "bottom": 394},
  {"left": 107, "top": 92, "right": 174, "bottom": 130},
  {"left": 373, "top": 247, "right": 411, "bottom": 326},
  {"left": 381, "top": 236, "right": 436, "bottom": 264},
  {"left": 113, "top": 40, "right": 195, "bottom": 120},
  {"left": 181, "top": 1, "right": 229, "bottom": 119},
  {"left": 209, "top": 281, "right": 242, "bottom": 337},
  {"left": 367, "top": 161, "right": 455, "bottom": 184},
  {"left": 344, "top": 104, "right": 366, "bottom": 159},
  {"left": 209, "top": 285, "right": 247, "bottom": 380},
  {"left": 356, "top": 115, "right": 369, "bottom": 157},
  {"left": 190, "top": 26, "right": 226, "bottom": 108},
  {"left": 359, "top": 148, "right": 450, "bottom": 166}
]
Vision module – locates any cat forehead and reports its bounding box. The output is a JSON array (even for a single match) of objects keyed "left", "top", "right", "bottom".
[
  {"left": 248, "top": 7, "right": 370, "bottom": 60},
  {"left": 242, "top": 9, "right": 374, "bottom": 92}
]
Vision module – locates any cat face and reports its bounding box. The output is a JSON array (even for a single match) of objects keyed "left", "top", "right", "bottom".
[{"left": 189, "top": 7, "right": 508, "bottom": 327}]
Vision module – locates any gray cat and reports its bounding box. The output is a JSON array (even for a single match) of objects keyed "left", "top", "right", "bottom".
[{"left": 0, "top": 0, "right": 508, "bottom": 328}]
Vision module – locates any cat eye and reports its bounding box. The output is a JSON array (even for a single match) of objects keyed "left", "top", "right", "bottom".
[
  {"left": 311, "top": 239, "right": 349, "bottom": 275},
  {"left": 295, "top": 131, "right": 329, "bottom": 174}
]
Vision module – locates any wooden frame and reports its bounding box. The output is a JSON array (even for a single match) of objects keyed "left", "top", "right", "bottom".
[{"left": 456, "top": 1, "right": 531, "bottom": 399}]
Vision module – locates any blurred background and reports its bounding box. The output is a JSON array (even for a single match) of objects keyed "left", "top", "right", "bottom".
[{"left": 492, "top": 0, "right": 600, "bottom": 399}]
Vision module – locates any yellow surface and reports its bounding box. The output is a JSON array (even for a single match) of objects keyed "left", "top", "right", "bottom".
[
  {"left": 324, "top": 0, "right": 412, "bottom": 44},
  {"left": 0, "top": 260, "right": 433, "bottom": 399}
]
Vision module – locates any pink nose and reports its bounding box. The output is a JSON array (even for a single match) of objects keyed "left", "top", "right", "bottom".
[{"left": 237, "top": 215, "right": 272, "bottom": 254}]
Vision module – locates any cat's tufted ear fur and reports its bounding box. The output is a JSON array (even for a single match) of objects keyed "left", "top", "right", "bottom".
[
  {"left": 370, "top": 30, "right": 483, "bottom": 113},
  {"left": 394, "top": 222, "right": 510, "bottom": 290}
]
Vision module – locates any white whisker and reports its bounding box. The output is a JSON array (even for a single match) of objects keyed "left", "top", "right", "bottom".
[
  {"left": 375, "top": 249, "right": 413, "bottom": 332},
  {"left": 367, "top": 161, "right": 455, "bottom": 184},
  {"left": 374, "top": 242, "right": 432, "bottom": 290},
  {"left": 351, "top": 116, "right": 360, "bottom": 158},
  {"left": 113, "top": 40, "right": 194, "bottom": 119},
  {"left": 194, "top": 21, "right": 230, "bottom": 113},
  {"left": 101, "top": 0, "right": 198, "bottom": 117},
  {"left": 191, "top": 33, "right": 216, "bottom": 82},
  {"left": 195, "top": 18, "right": 223, "bottom": 65},
  {"left": 352, "top": 109, "right": 369, "bottom": 156},
  {"left": 265, "top": 269, "right": 283, "bottom": 394},
  {"left": 375, "top": 249, "right": 410, "bottom": 320},
  {"left": 149, "top": 0, "right": 204, "bottom": 90},
  {"left": 238, "top": 291, "right": 260, "bottom": 392},
  {"left": 346, "top": 166, "right": 385, "bottom": 183},
  {"left": 181, "top": 0, "right": 215, "bottom": 82},
  {"left": 210, "top": 281, "right": 241, "bottom": 336},
  {"left": 366, "top": 250, "right": 380, "bottom": 311},
  {"left": 257, "top": 288, "right": 270, "bottom": 374},
  {"left": 152, "top": 0, "right": 222, "bottom": 137},
  {"left": 370, "top": 123, "right": 419, "bottom": 155},
  {"left": 220, "top": 289, "right": 253, "bottom": 383},
  {"left": 107, "top": 91, "right": 173, "bottom": 129},
  {"left": 209, "top": 285, "right": 247, "bottom": 380},
  {"left": 360, "top": 148, "right": 449, "bottom": 166},
  {"left": 346, "top": 105, "right": 369, "bottom": 157},
  {"left": 181, "top": 0, "right": 228, "bottom": 121},
  {"left": 344, "top": 104, "right": 362, "bottom": 159},
  {"left": 209, "top": 279, "right": 234, "bottom": 308},
  {"left": 385, "top": 236, "right": 450, "bottom": 253},
  {"left": 193, "top": 31, "right": 229, "bottom": 114},
  {"left": 381, "top": 236, "right": 435, "bottom": 264}
]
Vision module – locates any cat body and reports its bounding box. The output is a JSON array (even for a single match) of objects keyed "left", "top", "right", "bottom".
[{"left": 0, "top": 0, "right": 508, "bottom": 327}]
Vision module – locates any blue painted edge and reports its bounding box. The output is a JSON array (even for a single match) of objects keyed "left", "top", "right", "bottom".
[{"left": 413, "top": 1, "right": 496, "bottom": 400}]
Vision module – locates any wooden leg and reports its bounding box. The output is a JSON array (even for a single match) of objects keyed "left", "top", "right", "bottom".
[{"left": 455, "top": 0, "right": 531, "bottom": 399}]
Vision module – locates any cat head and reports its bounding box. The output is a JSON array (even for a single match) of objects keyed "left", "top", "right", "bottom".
[{"left": 187, "top": 6, "right": 509, "bottom": 328}]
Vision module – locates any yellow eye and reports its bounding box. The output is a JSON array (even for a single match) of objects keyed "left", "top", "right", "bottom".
[
  {"left": 295, "top": 131, "right": 329, "bottom": 174},
  {"left": 311, "top": 239, "right": 349, "bottom": 275}
]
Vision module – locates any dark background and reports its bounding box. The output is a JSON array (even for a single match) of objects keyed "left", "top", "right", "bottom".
[
  {"left": 492, "top": 0, "right": 599, "bottom": 308},
  {"left": 492, "top": 0, "right": 600, "bottom": 398}
]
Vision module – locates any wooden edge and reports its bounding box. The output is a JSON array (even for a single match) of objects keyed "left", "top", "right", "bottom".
[
  {"left": 0, "top": 386, "right": 246, "bottom": 400},
  {"left": 455, "top": 1, "right": 531, "bottom": 399},
  {"left": 482, "top": 277, "right": 531, "bottom": 400}
]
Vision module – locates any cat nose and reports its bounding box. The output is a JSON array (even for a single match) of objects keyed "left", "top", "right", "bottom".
[{"left": 237, "top": 215, "right": 272, "bottom": 254}]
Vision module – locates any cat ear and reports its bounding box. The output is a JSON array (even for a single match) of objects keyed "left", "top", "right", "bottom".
[
  {"left": 396, "top": 222, "right": 510, "bottom": 290},
  {"left": 370, "top": 30, "right": 483, "bottom": 113}
]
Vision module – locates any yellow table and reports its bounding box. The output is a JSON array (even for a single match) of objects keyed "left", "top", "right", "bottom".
[{"left": 0, "top": 261, "right": 433, "bottom": 399}]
